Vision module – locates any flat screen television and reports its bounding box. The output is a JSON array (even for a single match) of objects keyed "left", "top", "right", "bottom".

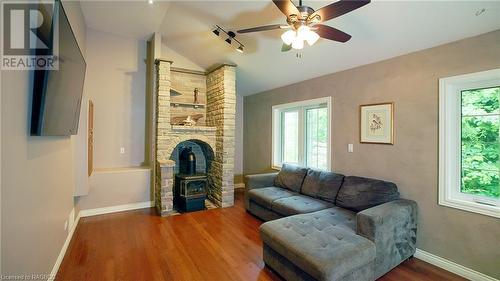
[{"left": 30, "top": 0, "right": 86, "bottom": 136}]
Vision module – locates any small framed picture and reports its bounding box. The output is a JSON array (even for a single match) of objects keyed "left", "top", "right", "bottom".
[{"left": 360, "top": 102, "right": 394, "bottom": 144}]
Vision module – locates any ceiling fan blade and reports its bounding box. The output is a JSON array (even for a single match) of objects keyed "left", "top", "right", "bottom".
[
  {"left": 308, "top": 0, "right": 370, "bottom": 23},
  {"left": 315, "top": 24, "right": 352, "bottom": 43},
  {"left": 281, "top": 43, "right": 292, "bottom": 52},
  {"left": 237, "top": 24, "right": 286, "bottom": 34},
  {"left": 272, "top": 0, "right": 300, "bottom": 18}
]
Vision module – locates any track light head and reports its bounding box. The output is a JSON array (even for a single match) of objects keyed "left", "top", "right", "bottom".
[{"left": 213, "top": 26, "right": 245, "bottom": 54}]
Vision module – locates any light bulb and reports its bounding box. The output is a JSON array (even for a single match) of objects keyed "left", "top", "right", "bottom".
[
  {"left": 305, "top": 31, "right": 319, "bottom": 46},
  {"left": 291, "top": 38, "right": 304, "bottom": 49},
  {"left": 281, "top": 30, "right": 296, "bottom": 45},
  {"left": 297, "top": 26, "right": 310, "bottom": 40}
]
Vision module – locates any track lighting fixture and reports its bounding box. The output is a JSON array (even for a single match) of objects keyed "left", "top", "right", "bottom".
[
  {"left": 212, "top": 25, "right": 245, "bottom": 54},
  {"left": 212, "top": 27, "right": 220, "bottom": 36},
  {"left": 226, "top": 31, "right": 236, "bottom": 45}
]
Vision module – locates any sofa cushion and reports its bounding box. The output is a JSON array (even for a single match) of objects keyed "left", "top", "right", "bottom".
[
  {"left": 336, "top": 176, "right": 400, "bottom": 212},
  {"left": 260, "top": 207, "right": 375, "bottom": 280},
  {"left": 301, "top": 169, "right": 345, "bottom": 203},
  {"left": 248, "top": 187, "right": 297, "bottom": 209},
  {"left": 274, "top": 164, "right": 308, "bottom": 192},
  {"left": 271, "top": 195, "right": 334, "bottom": 216}
]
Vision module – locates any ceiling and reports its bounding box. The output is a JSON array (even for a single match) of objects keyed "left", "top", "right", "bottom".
[{"left": 81, "top": 1, "right": 500, "bottom": 96}]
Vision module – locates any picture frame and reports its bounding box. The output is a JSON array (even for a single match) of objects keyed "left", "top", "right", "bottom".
[{"left": 359, "top": 102, "right": 394, "bottom": 144}]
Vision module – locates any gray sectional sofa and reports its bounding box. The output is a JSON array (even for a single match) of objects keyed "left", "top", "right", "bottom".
[{"left": 244, "top": 164, "right": 418, "bottom": 281}]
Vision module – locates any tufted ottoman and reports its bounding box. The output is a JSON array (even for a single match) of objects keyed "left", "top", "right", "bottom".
[{"left": 260, "top": 207, "right": 376, "bottom": 281}]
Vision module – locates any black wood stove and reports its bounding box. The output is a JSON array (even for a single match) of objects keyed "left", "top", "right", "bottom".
[{"left": 174, "top": 147, "right": 207, "bottom": 212}]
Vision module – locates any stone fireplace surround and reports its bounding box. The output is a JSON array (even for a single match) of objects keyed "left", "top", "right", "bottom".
[{"left": 154, "top": 60, "right": 236, "bottom": 216}]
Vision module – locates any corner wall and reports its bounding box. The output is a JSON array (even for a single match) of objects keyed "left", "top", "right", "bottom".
[
  {"left": 244, "top": 30, "right": 500, "bottom": 278},
  {"left": 1, "top": 0, "right": 87, "bottom": 275}
]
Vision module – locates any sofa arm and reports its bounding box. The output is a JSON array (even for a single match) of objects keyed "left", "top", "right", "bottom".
[
  {"left": 356, "top": 199, "right": 418, "bottom": 279},
  {"left": 244, "top": 172, "right": 278, "bottom": 209}
]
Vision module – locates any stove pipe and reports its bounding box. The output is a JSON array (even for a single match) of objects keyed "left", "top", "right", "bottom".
[{"left": 179, "top": 147, "right": 196, "bottom": 175}]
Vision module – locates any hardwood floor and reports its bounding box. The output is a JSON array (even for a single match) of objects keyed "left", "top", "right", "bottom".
[{"left": 57, "top": 190, "right": 467, "bottom": 281}]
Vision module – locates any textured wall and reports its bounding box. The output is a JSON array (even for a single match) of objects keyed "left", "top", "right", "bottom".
[
  {"left": 206, "top": 65, "right": 236, "bottom": 207},
  {"left": 170, "top": 70, "right": 207, "bottom": 125},
  {"left": 244, "top": 30, "right": 500, "bottom": 278}
]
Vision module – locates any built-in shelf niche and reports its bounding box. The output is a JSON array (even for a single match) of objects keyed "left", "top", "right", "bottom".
[
  {"left": 170, "top": 88, "right": 182, "bottom": 96},
  {"left": 170, "top": 67, "right": 207, "bottom": 126},
  {"left": 170, "top": 102, "right": 205, "bottom": 109}
]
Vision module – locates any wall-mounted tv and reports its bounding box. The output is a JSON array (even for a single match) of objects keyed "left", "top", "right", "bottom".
[{"left": 30, "top": 0, "right": 86, "bottom": 136}]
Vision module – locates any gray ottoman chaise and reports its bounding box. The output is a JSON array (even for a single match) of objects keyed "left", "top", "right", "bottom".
[{"left": 245, "top": 164, "right": 418, "bottom": 281}]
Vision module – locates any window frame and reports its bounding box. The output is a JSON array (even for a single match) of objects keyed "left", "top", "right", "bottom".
[
  {"left": 272, "top": 97, "right": 332, "bottom": 171},
  {"left": 439, "top": 68, "right": 500, "bottom": 218}
]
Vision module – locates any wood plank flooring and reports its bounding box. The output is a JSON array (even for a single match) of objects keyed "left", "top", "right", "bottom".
[{"left": 57, "top": 190, "right": 467, "bottom": 281}]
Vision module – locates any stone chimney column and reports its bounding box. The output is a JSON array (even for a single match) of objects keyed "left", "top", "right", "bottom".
[
  {"left": 155, "top": 59, "right": 173, "bottom": 216},
  {"left": 206, "top": 65, "right": 236, "bottom": 207}
]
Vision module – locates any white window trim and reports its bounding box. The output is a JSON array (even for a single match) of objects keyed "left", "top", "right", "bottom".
[
  {"left": 439, "top": 68, "right": 500, "bottom": 218},
  {"left": 272, "top": 97, "right": 332, "bottom": 171}
]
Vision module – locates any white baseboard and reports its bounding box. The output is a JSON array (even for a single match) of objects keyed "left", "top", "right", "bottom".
[
  {"left": 48, "top": 201, "right": 154, "bottom": 279},
  {"left": 48, "top": 208, "right": 81, "bottom": 281},
  {"left": 415, "top": 248, "right": 498, "bottom": 281},
  {"left": 234, "top": 183, "right": 245, "bottom": 189},
  {"left": 79, "top": 201, "right": 154, "bottom": 218}
]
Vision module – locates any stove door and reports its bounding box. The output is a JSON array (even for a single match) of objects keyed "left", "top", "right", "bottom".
[{"left": 186, "top": 180, "right": 206, "bottom": 197}]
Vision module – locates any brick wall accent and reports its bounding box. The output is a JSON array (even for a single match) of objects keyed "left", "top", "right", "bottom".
[
  {"left": 206, "top": 65, "right": 236, "bottom": 207},
  {"left": 154, "top": 60, "right": 236, "bottom": 215}
]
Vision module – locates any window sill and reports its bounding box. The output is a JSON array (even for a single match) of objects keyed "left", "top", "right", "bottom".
[
  {"left": 271, "top": 165, "right": 281, "bottom": 171},
  {"left": 439, "top": 196, "right": 500, "bottom": 219}
]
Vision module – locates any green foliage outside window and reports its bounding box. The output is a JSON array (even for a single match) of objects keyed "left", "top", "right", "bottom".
[{"left": 461, "top": 87, "right": 500, "bottom": 198}]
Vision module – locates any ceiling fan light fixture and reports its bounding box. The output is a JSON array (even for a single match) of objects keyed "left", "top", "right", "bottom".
[
  {"left": 291, "top": 38, "right": 304, "bottom": 50},
  {"left": 213, "top": 28, "right": 220, "bottom": 36},
  {"left": 236, "top": 45, "right": 244, "bottom": 53},
  {"left": 305, "top": 31, "right": 319, "bottom": 46},
  {"left": 281, "top": 30, "right": 296, "bottom": 45},
  {"left": 225, "top": 38, "right": 232, "bottom": 44},
  {"left": 296, "top": 25, "right": 310, "bottom": 40}
]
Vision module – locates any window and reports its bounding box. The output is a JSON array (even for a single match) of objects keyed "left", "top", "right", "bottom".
[
  {"left": 273, "top": 97, "right": 331, "bottom": 171},
  {"left": 439, "top": 69, "right": 500, "bottom": 218}
]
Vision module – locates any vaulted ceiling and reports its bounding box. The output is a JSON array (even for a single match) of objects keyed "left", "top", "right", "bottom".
[{"left": 81, "top": 1, "right": 500, "bottom": 96}]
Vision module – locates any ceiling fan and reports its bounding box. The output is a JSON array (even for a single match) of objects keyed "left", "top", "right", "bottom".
[{"left": 237, "top": 0, "right": 370, "bottom": 51}]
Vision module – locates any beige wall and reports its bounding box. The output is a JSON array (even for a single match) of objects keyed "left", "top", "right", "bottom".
[
  {"left": 76, "top": 168, "right": 151, "bottom": 210},
  {"left": 64, "top": 0, "right": 89, "bottom": 197},
  {"left": 160, "top": 39, "right": 205, "bottom": 71},
  {"left": 234, "top": 95, "right": 244, "bottom": 182},
  {"left": 85, "top": 28, "right": 147, "bottom": 169},
  {"left": 1, "top": 1, "right": 86, "bottom": 275},
  {"left": 244, "top": 30, "right": 500, "bottom": 278}
]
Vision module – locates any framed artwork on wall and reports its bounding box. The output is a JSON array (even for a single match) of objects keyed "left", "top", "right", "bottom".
[{"left": 360, "top": 102, "right": 394, "bottom": 144}]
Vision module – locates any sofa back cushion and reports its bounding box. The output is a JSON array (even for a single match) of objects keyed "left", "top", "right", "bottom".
[
  {"left": 301, "top": 169, "right": 345, "bottom": 203},
  {"left": 336, "top": 176, "right": 399, "bottom": 212},
  {"left": 274, "top": 164, "right": 308, "bottom": 192}
]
